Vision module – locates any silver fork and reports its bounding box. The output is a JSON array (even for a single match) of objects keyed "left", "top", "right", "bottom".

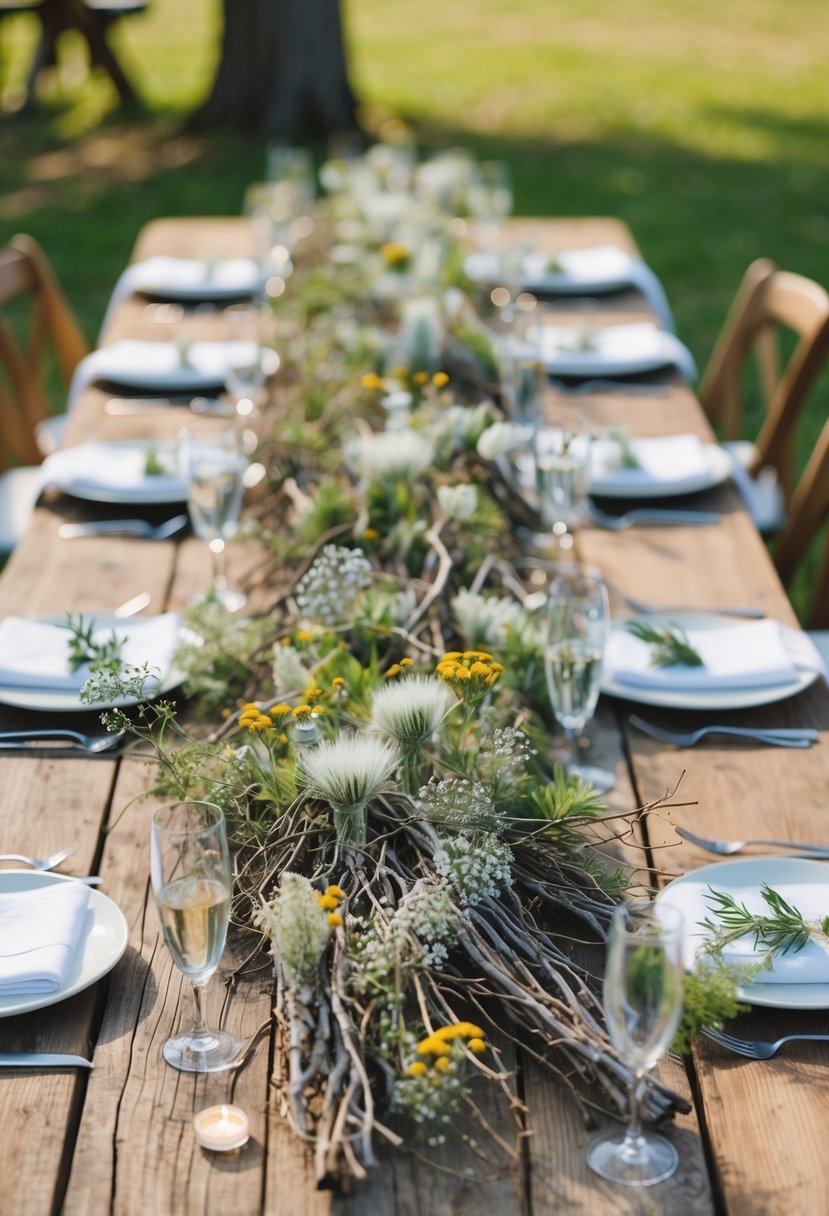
[
  {"left": 702, "top": 1026, "right": 829, "bottom": 1059},
  {"left": 0, "top": 842, "right": 79, "bottom": 870},
  {"left": 58, "top": 515, "right": 188, "bottom": 541},
  {"left": 0, "top": 729, "right": 127, "bottom": 753},
  {"left": 588, "top": 503, "right": 720, "bottom": 531},
  {"left": 675, "top": 824, "right": 829, "bottom": 858},
  {"left": 623, "top": 594, "right": 766, "bottom": 620},
  {"left": 629, "top": 715, "right": 817, "bottom": 748}
]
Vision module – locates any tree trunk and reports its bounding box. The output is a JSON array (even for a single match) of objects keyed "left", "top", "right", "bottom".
[{"left": 193, "top": 0, "right": 359, "bottom": 140}]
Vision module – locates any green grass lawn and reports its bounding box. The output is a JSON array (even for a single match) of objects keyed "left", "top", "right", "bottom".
[{"left": 0, "top": 0, "right": 827, "bottom": 612}]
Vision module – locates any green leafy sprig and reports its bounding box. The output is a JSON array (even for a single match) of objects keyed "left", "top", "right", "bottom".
[
  {"left": 626, "top": 620, "right": 703, "bottom": 668},
  {"left": 701, "top": 883, "right": 829, "bottom": 958},
  {"left": 61, "top": 614, "right": 126, "bottom": 673}
]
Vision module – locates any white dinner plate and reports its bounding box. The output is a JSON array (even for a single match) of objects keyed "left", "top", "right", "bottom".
[
  {"left": 465, "top": 246, "right": 636, "bottom": 296},
  {"left": 43, "top": 439, "right": 186, "bottom": 504},
  {"left": 656, "top": 857, "right": 829, "bottom": 1009},
  {"left": 590, "top": 443, "right": 732, "bottom": 499},
  {"left": 534, "top": 322, "right": 694, "bottom": 380},
  {"left": 0, "top": 870, "right": 129, "bottom": 1018},
  {"left": 601, "top": 613, "right": 821, "bottom": 710},
  {"left": 0, "top": 613, "right": 184, "bottom": 713},
  {"left": 87, "top": 339, "right": 254, "bottom": 394}
]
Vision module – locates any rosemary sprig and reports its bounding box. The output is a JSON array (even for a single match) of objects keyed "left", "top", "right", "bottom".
[
  {"left": 605, "top": 426, "right": 640, "bottom": 469},
  {"left": 701, "top": 883, "right": 829, "bottom": 958},
  {"left": 144, "top": 447, "right": 167, "bottom": 476},
  {"left": 626, "top": 620, "right": 703, "bottom": 668},
  {"left": 61, "top": 613, "right": 127, "bottom": 673}
]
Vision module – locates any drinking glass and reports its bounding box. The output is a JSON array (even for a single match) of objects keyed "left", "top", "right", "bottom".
[
  {"left": 536, "top": 419, "right": 592, "bottom": 543},
  {"left": 184, "top": 426, "right": 248, "bottom": 612},
  {"left": 224, "top": 302, "right": 270, "bottom": 418},
  {"left": 543, "top": 565, "right": 612, "bottom": 788},
  {"left": 588, "top": 901, "right": 685, "bottom": 1186},
  {"left": 499, "top": 304, "right": 544, "bottom": 442},
  {"left": 468, "top": 160, "right": 513, "bottom": 248},
  {"left": 150, "top": 800, "right": 239, "bottom": 1073}
]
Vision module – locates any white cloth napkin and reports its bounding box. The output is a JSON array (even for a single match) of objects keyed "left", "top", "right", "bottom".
[
  {"left": 591, "top": 433, "right": 710, "bottom": 485},
  {"left": 67, "top": 340, "right": 259, "bottom": 408},
  {"left": 0, "top": 883, "right": 91, "bottom": 994},
  {"left": 0, "top": 612, "right": 181, "bottom": 691},
  {"left": 465, "top": 244, "right": 677, "bottom": 332},
  {"left": 605, "top": 619, "right": 806, "bottom": 690},
  {"left": 41, "top": 440, "right": 184, "bottom": 499},
  {"left": 533, "top": 321, "right": 697, "bottom": 381},
  {"left": 661, "top": 880, "right": 829, "bottom": 983}
]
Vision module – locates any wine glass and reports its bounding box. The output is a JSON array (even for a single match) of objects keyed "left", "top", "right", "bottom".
[
  {"left": 543, "top": 564, "right": 613, "bottom": 789},
  {"left": 183, "top": 426, "right": 248, "bottom": 612},
  {"left": 588, "top": 901, "right": 685, "bottom": 1186},
  {"left": 150, "top": 800, "right": 240, "bottom": 1073},
  {"left": 224, "top": 302, "right": 269, "bottom": 419},
  {"left": 468, "top": 160, "right": 513, "bottom": 248},
  {"left": 536, "top": 419, "right": 592, "bottom": 550}
]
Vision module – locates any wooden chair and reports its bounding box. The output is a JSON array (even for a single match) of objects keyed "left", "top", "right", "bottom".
[
  {"left": 774, "top": 415, "right": 829, "bottom": 649},
  {"left": 699, "top": 259, "right": 829, "bottom": 530},
  {"left": 0, "top": 234, "right": 88, "bottom": 550}
]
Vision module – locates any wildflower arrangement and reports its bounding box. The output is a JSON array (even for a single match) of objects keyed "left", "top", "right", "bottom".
[{"left": 86, "top": 145, "right": 742, "bottom": 1190}]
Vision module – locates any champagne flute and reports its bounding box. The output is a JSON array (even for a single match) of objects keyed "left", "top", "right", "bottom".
[
  {"left": 588, "top": 901, "right": 685, "bottom": 1186},
  {"left": 184, "top": 426, "right": 247, "bottom": 612},
  {"left": 468, "top": 159, "right": 513, "bottom": 249},
  {"left": 543, "top": 565, "right": 613, "bottom": 789},
  {"left": 151, "top": 800, "right": 240, "bottom": 1073},
  {"left": 536, "top": 419, "right": 592, "bottom": 548}
]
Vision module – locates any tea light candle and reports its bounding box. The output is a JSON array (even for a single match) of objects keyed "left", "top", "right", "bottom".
[{"left": 193, "top": 1103, "right": 250, "bottom": 1152}]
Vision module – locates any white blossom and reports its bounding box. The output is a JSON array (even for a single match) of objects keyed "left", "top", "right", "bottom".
[
  {"left": 437, "top": 483, "right": 478, "bottom": 522},
  {"left": 370, "top": 676, "right": 455, "bottom": 750},
  {"left": 451, "top": 588, "right": 523, "bottom": 646},
  {"left": 272, "top": 644, "right": 311, "bottom": 695},
  {"left": 294, "top": 544, "right": 372, "bottom": 624},
  {"left": 434, "top": 833, "right": 513, "bottom": 906},
  {"left": 476, "top": 420, "right": 520, "bottom": 460},
  {"left": 296, "top": 733, "right": 399, "bottom": 812},
  {"left": 253, "top": 872, "right": 330, "bottom": 989},
  {"left": 346, "top": 429, "right": 435, "bottom": 483},
  {"left": 417, "top": 775, "right": 498, "bottom": 832}
]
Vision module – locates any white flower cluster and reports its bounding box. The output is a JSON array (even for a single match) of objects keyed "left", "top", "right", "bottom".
[
  {"left": 427, "top": 402, "right": 492, "bottom": 457},
  {"left": 417, "top": 775, "right": 498, "bottom": 832},
  {"left": 294, "top": 544, "right": 372, "bottom": 624},
  {"left": 476, "top": 420, "right": 522, "bottom": 461},
  {"left": 451, "top": 588, "right": 524, "bottom": 647},
  {"left": 271, "top": 643, "right": 311, "bottom": 694},
  {"left": 296, "top": 732, "right": 399, "bottom": 812},
  {"left": 253, "top": 872, "right": 330, "bottom": 990},
  {"left": 477, "top": 725, "right": 537, "bottom": 788},
  {"left": 436, "top": 483, "right": 477, "bottom": 522},
  {"left": 346, "top": 429, "right": 435, "bottom": 483},
  {"left": 434, "top": 833, "right": 513, "bottom": 906},
  {"left": 349, "top": 881, "right": 458, "bottom": 992},
  {"left": 370, "top": 676, "right": 455, "bottom": 750},
  {"left": 393, "top": 1062, "right": 464, "bottom": 1132}
]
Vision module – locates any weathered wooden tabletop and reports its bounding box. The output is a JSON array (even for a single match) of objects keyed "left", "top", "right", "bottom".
[{"left": 1, "top": 216, "right": 827, "bottom": 1216}]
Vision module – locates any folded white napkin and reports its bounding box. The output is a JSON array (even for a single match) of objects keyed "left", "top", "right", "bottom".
[
  {"left": 129, "top": 256, "right": 262, "bottom": 297},
  {"left": 533, "top": 321, "right": 697, "bottom": 381},
  {"left": 41, "top": 441, "right": 183, "bottom": 498},
  {"left": 605, "top": 620, "right": 803, "bottom": 690},
  {"left": 0, "top": 883, "right": 91, "bottom": 994},
  {"left": 591, "top": 433, "right": 710, "bottom": 485},
  {"left": 465, "top": 245, "right": 677, "bottom": 331},
  {"left": 662, "top": 880, "right": 829, "bottom": 983},
  {"left": 67, "top": 340, "right": 259, "bottom": 408},
  {"left": 0, "top": 612, "right": 181, "bottom": 691}
]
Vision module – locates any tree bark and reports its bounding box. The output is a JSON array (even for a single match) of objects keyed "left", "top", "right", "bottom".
[{"left": 193, "top": 0, "right": 359, "bottom": 140}]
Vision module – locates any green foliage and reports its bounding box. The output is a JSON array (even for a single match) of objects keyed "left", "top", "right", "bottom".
[
  {"left": 701, "top": 883, "right": 824, "bottom": 958},
  {"left": 626, "top": 620, "right": 703, "bottom": 668},
  {"left": 60, "top": 613, "right": 126, "bottom": 673},
  {"left": 299, "top": 478, "right": 359, "bottom": 544},
  {"left": 672, "top": 959, "right": 751, "bottom": 1055},
  {"left": 174, "top": 599, "right": 276, "bottom": 712}
]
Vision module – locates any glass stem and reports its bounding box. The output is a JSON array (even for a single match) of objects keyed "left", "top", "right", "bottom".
[
  {"left": 210, "top": 539, "right": 228, "bottom": 594},
  {"left": 623, "top": 1074, "right": 645, "bottom": 1152},
  {"left": 190, "top": 980, "right": 211, "bottom": 1046}
]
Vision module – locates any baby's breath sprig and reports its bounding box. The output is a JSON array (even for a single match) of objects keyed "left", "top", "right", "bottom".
[{"left": 626, "top": 620, "right": 703, "bottom": 668}]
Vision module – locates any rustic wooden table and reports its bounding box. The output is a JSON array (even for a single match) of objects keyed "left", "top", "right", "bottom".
[{"left": 1, "top": 216, "right": 827, "bottom": 1216}]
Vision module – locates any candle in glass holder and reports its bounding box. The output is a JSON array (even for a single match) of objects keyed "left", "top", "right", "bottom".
[{"left": 193, "top": 1103, "right": 250, "bottom": 1152}]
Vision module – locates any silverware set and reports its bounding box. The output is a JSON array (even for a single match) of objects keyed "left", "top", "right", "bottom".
[
  {"left": 0, "top": 729, "right": 127, "bottom": 754},
  {"left": 588, "top": 503, "right": 720, "bottom": 530},
  {"left": 674, "top": 824, "right": 829, "bottom": 858},
  {"left": 58, "top": 515, "right": 188, "bottom": 541},
  {"left": 702, "top": 1027, "right": 829, "bottom": 1059}
]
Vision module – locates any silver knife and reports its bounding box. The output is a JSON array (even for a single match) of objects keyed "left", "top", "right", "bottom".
[{"left": 0, "top": 1052, "right": 93, "bottom": 1068}]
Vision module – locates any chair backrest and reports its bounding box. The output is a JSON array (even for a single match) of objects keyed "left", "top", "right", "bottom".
[
  {"left": 0, "top": 234, "right": 88, "bottom": 473},
  {"left": 699, "top": 259, "right": 829, "bottom": 504},
  {"left": 774, "top": 414, "right": 829, "bottom": 629}
]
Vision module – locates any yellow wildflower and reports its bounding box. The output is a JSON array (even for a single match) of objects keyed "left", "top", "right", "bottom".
[
  {"left": 221, "top": 707, "right": 231, "bottom": 719},
  {"left": 432, "top": 1022, "right": 485, "bottom": 1041},
  {"left": 432, "top": 371, "right": 449, "bottom": 388},
  {"left": 435, "top": 650, "right": 503, "bottom": 703},
  {"left": 295, "top": 630, "right": 314, "bottom": 644},
  {"left": 361, "top": 372, "right": 383, "bottom": 391},
  {"left": 406, "top": 1061, "right": 428, "bottom": 1077},
  {"left": 416, "top": 1036, "right": 451, "bottom": 1057},
  {"left": 270, "top": 703, "right": 292, "bottom": 718},
  {"left": 380, "top": 241, "right": 410, "bottom": 266},
  {"left": 327, "top": 912, "right": 343, "bottom": 928},
  {"left": 362, "top": 527, "right": 380, "bottom": 542},
  {"left": 384, "top": 663, "right": 401, "bottom": 678},
  {"left": 433, "top": 1056, "right": 452, "bottom": 1073},
  {"left": 332, "top": 677, "right": 346, "bottom": 689},
  {"left": 306, "top": 686, "right": 323, "bottom": 701},
  {"left": 292, "top": 705, "right": 312, "bottom": 719},
  {"left": 316, "top": 893, "right": 339, "bottom": 910},
  {"left": 326, "top": 885, "right": 346, "bottom": 899},
  {"left": 412, "top": 370, "right": 429, "bottom": 386},
  {"left": 399, "top": 657, "right": 414, "bottom": 668},
  {"left": 311, "top": 705, "right": 325, "bottom": 716},
  {"left": 467, "top": 1038, "right": 487, "bottom": 1054},
  {"left": 246, "top": 714, "right": 273, "bottom": 734}
]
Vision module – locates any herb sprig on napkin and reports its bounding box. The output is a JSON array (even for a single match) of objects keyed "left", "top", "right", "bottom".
[
  {"left": 61, "top": 614, "right": 126, "bottom": 673},
  {"left": 701, "top": 884, "right": 829, "bottom": 959},
  {"left": 626, "top": 620, "right": 703, "bottom": 667}
]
